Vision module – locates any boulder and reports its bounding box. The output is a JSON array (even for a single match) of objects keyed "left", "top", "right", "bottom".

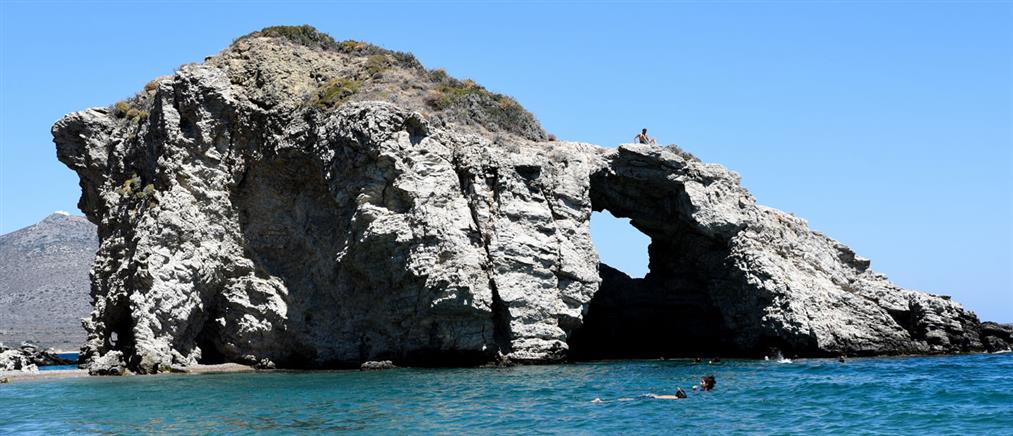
[{"left": 360, "top": 360, "right": 397, "bottom": 371}]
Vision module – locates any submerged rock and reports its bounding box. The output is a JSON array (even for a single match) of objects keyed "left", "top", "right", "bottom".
[{"left": 51, "top": 26, "right": 1009, "bottom": 374}]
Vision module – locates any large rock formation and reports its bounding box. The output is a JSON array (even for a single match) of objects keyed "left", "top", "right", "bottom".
[{"left": 51, "top": 27, "right": 1010, "bottom": 374}]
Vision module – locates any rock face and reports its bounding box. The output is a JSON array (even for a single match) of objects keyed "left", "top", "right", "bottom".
[
  {"left": 51, "top": 27, "right": 1009, "bottom": 374},
  {"left": 0, "top": 213, "right": 97, "bottom": 350}
]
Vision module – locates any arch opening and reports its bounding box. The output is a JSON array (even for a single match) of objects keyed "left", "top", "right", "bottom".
[
  {"left": 567, "top": 165, "right": 734, "bottom": 360},
  {"left": 590, "top": 210, "right": 649, "bottom": 279}
]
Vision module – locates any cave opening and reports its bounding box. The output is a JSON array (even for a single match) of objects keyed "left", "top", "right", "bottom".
[
  {"left": 194, "top": 311, "right": 226, "bottom": 365},
  {"left": 566, "top": 167, "right": 733, "bottom": 360}
]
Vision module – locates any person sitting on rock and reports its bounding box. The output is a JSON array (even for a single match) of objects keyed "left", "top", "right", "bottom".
[{"left": 635, "top": 128, "right": 656, "bottom": 144}]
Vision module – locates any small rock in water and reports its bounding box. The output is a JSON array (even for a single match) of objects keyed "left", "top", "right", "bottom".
[
  {"left": 360, "top": 360, "right": 397, "bottom": 371},
  {"left": 88, "top": 351, "right": 128, "bottom": 376}
]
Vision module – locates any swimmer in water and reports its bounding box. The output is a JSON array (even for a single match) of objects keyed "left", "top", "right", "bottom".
[
  {"left": 700, "top": 375, "right": 716, "bottom": 391},
  {"left": 647, "top": 387, "right": 688, "bottom": 400}
]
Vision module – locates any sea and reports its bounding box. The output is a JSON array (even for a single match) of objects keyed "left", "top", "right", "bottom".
[{"left": 3, "top": 353, "right": 1011, "bottom": 434}]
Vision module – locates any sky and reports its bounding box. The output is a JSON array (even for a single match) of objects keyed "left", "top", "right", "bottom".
[{"left": 0, "top": 1, "right": 1010, "bottom": 321}]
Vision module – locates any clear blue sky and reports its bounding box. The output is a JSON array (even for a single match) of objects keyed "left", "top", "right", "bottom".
[{"left": 1, "top": 1, "right": 1010, "bottom": 321}]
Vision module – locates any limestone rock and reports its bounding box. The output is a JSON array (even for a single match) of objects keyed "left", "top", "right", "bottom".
[
  {"left": 51, "top": 27, "right": 1007, "bottom": 374},
  {"left": 0, "top": 342, "right": 74, "bottom": 372},
  {"left": 88, "top": 350, "right": 128, "bottom": 375},
  {"left": 360, "top": 360, "right": 397, "bottom": 370},
  {"left": 0, "top": 350, "right": 38, "bottom": 373}
]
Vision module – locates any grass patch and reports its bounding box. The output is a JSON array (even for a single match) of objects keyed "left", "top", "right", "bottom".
[
  {"left": 425, "top": 78, "right": 530, "bottom": 131},
  {"left": 233, "top": 25, "right": 423, "bottom": 70},
  {"left": 312, "top": 78, "right": 362, "bottom": 109},
  {"left": 236, "top": 25, "right": 340, "bottom": 50},
  {"left": 366, "top": 54, "right": 390, "bottom": 76}
]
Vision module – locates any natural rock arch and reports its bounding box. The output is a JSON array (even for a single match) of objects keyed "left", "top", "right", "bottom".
[
  {"left": 51, "top": 30, "right": 1009, "bottom": 374},
  {"left": 568, "top": 149, "right": 742, "bottom": 359}
]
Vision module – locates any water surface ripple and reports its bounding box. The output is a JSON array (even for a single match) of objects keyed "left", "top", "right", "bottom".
[{"left": 2, "top": 354, "right": 1011, "bottom": 434}]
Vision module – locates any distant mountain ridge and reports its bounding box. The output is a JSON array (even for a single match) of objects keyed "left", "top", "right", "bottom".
[{"left": 0, "top": 213, "right": 96, "bottom": 350}]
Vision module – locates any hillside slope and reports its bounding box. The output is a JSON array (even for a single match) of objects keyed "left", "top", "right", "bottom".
[{"left": 0, "top": 213, "right": 96, "bottom": 350}]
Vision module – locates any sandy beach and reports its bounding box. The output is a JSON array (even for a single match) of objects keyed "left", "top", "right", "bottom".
[{"left": 0, "top": 363, "right": 255, "bottom": 384}]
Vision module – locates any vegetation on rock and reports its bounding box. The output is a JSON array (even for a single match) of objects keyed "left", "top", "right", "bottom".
[
  {"left": 228, "top": 25, "right": 545, "bottom": 141},
  {"left": 313, "top": 78, "right": 362, "bottom": 108}
]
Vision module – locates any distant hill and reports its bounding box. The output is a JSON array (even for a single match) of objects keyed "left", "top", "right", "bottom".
[{"left": 0, "top": 213, "right": 96, "bottom": 351}]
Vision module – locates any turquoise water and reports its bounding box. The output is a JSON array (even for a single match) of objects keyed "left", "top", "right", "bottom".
[
  {"left": 38, "top": 353, "right": 79, "bottom": 371},
  {"left": 3, "top": 354, "right": 1012, "bottom": 434}
]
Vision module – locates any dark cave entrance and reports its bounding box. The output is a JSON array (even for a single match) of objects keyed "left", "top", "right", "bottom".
[{"left": 566, "top": 167, "right": 733, "bottom": 360}]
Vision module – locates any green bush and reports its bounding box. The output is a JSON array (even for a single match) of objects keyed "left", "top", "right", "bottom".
[
  {"left": 313, "top": 78, "right": 361, "bottom": 109},
  {"left": 113, "top": 100, "right": 148, "bottom": 121},
  {"left": 125, "top": 108, "right": 148, "bottom": 121},
  {"left": 337, "top": 39, "right": 368, "bottom": 53},
  {"left": 114, "top": 101, "right": 131, "bottom": 118},
  {"left": 236, "top": 25, "right": 340, "bottom": 50},
  {"left": 234, "top": 26, "right": 424, "bottom": 71},
  {"left": 143, "top": 78, "right": 161, "bottom": 92},
  {"left": 389, "top": 51, "right": 422, "bottom": 70},
  {"left": 429, "top": 68, "right": 448, "bottom": 83},
  {"left": 117, "top": 174, "right": 141, "bottom": 196},
  {"left": 366, "top": 54, "right": 389, "bottom": 75},
  {"left": 425, "top": 79, "right": 530, "bottom": 129}
]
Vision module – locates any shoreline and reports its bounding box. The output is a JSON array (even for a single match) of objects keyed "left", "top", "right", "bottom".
[
  {"left": 4, "top": 352, "right": 1010, "bottom": 385},
  {"left": 1, "top": 363, "right": 256, "bottom": 384}
]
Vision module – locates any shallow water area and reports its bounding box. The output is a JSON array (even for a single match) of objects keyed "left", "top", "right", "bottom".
[{"left": 2, "top": 353, "right": 1011, "bottom": 434}]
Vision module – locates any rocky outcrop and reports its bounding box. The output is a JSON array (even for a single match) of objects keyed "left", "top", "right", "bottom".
[
  {"left": 980, "top": 322, "right": 1013, "bottom": 353},
  {"left": 0, "top": 342, "right": 74, "bottom": 372},
  {"left": 51, "top": 27, "right": 1008, "bottom": 374}
]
